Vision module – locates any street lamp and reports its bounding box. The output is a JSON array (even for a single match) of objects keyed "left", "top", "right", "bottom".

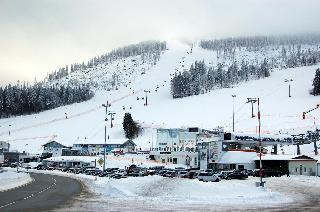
[
  {"left": 246, "top": 98, "right": 257, "bottom": 118},
  {"left": 232, "top": 95, "right": 236, "bottom": 132},
  {"left": 284, "top": 79, "right": 293, "bottom": 97}
]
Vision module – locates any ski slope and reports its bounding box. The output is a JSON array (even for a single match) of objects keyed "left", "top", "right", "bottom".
[{"left": 0, "top": 41, "right": 320, "bottom": 155}]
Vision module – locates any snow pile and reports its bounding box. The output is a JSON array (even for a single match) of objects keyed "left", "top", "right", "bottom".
[
  {"left": 84, "top": 176, "right": 291, "bottom": 206},
  {"left": 0, "top": 169, "right": 32, "bottom": 191}
]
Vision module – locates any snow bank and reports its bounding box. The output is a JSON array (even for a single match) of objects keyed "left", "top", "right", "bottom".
[
  {"left": 0, "top": 169, "right": 33, "bottom": 191},
  {"left": 82, "top": 176, "right": 291, "bottom": 206}
]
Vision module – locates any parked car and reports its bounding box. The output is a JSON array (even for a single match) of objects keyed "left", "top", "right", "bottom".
[
  {"left": 84, "top": 168, "right": 99, "bottom": 175},
  {"left": 253, "top": 169, "right": 283, "bottom": 177},
  {"left": 218, "top": 171, "right": 234, "bottom": 179},
  {"left": 34, "top": 164, "right": 44, "bottom": 170},
  {"left": 158, "top": 170, "right": 168, "bottom": 176},
  {"left": 227, "top": 170, "right": 248, "bottom": 180},
  {"left": 184, "top": 170, "right": 198, "bottom": 179},
  {"left": 197, "top": 172, "right": 220, "bottom": 182},
  {"left": 24, "top": 165, "right": 32, "bottom": 170},
  {"left": 177, "top": 171, "right": 188, "bottom": 178},
  {"left": 74, "top": 167, "right": 84, "bottom": 174},
  {"left": 0, "top": 163, "right": 10, "bottom": 167},
  {"left": 163, "top": 171, "right": 176, "bottom": 178},
  {"left": 10, "top": 162, "right": 18, "bottom": 168}
]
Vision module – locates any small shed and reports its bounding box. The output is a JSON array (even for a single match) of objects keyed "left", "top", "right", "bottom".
[{"left": 289, "top": 155, "right": 318, "bottom": 176}]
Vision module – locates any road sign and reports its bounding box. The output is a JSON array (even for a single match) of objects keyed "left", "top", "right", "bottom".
[{"left": 98, "top": 158, "right": 104, "bottom": 166}]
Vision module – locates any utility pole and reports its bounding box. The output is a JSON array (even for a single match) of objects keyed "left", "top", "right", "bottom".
[
  {"left": 232, "top": 95, "right": 236, "bottom": 132},
  {"left": 108, "top": 112, "right": 116, "bottom": 128},
  {"left": 284, "top": 79, "right": 293, "bottom": 97},
  {"left": 257, "top": 98, "right": 263, "bottom": 187},
  {"left": 144, "top": 90, "right": 150, "bottom": 106},
  {"left": 103, "top": 125, "right": 106, "bottom": 172},
  {"left": 102, "top": 101, "right": 111, "bottom": 116},
  {"left": 246, "top": 98, "right": 257, "bottom": 118}
]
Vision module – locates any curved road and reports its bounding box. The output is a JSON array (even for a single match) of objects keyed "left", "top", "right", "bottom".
[{"left": 0, "top": 173, "right": 82, "bottom": 212}]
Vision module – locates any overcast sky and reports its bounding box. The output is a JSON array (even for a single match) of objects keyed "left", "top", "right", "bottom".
[{"left": 1, "top": 0, "right": 320, "bottom": 86}]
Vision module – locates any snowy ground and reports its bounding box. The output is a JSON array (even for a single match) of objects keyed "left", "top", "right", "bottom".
[
  {"left": 25, "top": 167, "right": 320, "bottom": 212},
  {"left": 0, "top": 169, "right": 33, "bottom": 192},
  {"left": 21, "top": 166, "right": 291, "bottom": 207},
  {"left": 8, "top": 162, "right": 319, "bottom": 211}
]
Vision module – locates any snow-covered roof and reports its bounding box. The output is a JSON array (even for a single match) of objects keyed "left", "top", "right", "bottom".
[
  {"left": 218, "top": 151, "right": 257, "bottom": 164},
  {"left": 73, "top": 138, "right": 128, "bottom": 145},
  {"left": 254, "top": 154, "right": 319, "bottom": 161},
  {"left": 45, "top": 156, "right": 100, "bottom": 163},
  {"left": 255, "top": 154, "right": 294, "bottom": 161}
]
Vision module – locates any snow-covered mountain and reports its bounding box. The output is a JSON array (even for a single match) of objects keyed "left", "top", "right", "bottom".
[{"left": 1, "top": 40, "right": 320, "bottom": 156}]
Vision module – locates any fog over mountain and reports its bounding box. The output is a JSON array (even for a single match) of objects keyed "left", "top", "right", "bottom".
[{"left": 1, "top": 0, "right": 320, "bottom": 86}]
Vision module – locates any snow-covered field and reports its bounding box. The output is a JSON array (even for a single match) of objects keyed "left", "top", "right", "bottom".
[
  {"left": 0, "top": 169, "right": 32, "bottom": 192},
  {"left": 0, "top": 41, "right": 320, "bottom": 156}
]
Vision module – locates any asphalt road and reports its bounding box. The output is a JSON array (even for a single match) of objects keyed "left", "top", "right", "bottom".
[{"left": 0, "top": 172, "right": 82, "bottom": 212}]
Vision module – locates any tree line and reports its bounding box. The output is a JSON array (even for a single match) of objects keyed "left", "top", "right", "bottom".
[
  {"left": 171, "top": 59, "right": 270, "bottom": 98},
  {"left": 200, "top": 35, "right": 320, "bottom": 69},
  {"left": 0, "top": 83, "right": 94, "bottom": 118}
]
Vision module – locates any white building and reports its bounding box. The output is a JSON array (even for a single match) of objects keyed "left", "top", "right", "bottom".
[
  {"left": 42, "top": 141, "right": 69, "bottom": 157},
  {"left": 150, "top": 128, "right": 200, "bottom": 168}
]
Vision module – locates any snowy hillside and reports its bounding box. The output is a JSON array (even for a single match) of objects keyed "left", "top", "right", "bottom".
[
  {"left": 0, "top": 40, "right": 320, "bottom": 156},
  {"left": 45, "top": 41, "right": 167, "bottom": 91}
]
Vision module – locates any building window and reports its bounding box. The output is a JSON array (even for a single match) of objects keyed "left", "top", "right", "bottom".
[
  {"left": 230, "top": 164, "right": 236, "bottom": 169},
  {"left": 173, "top": 158, "right": 177, "bottom": 164},
  {"left": 162, "top": 159, "right": 165, "bottom": 163}
]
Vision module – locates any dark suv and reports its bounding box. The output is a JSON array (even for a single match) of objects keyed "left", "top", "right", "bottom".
[{"left": 227, "top": 170, "right": 248, "bottom": 180}]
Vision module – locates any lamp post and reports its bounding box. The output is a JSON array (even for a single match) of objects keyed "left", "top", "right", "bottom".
[
  {"left": 232, "top": 95, "right": 236, "bottom": 132},
  {"left": 284, "top": 79, "right": 293, "bottom": 97},
  {"left": 246, "top": 98, "right": 257, "bottom": 118},
  {"left": 144, "top": 90, "right": 150, "bottom": 106}
]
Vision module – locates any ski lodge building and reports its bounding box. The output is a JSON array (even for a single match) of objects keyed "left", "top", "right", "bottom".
[{"left": 150, "top": 127, "right": 320, "bottom": 176}]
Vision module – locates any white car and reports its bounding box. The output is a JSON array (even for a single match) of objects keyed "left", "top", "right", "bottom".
[{"left": 197, "top": 172, "right": 220, "bottom": 182}]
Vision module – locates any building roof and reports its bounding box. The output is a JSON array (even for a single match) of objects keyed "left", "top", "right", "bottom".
[
  {"left": 254, "top": 154, "right": 318, "bottom": 161},
  {"left": 256, "top": 154, "right": 294, "bottom": 161},
  {"left": 42, "top": 140, "right": 67, "bottom": 148},
  {"left": 73, "top": 138, "right": 135, "bottom": 146},
  {"left": 218, "top": 151, "right": 257, "bottom": 164}
]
